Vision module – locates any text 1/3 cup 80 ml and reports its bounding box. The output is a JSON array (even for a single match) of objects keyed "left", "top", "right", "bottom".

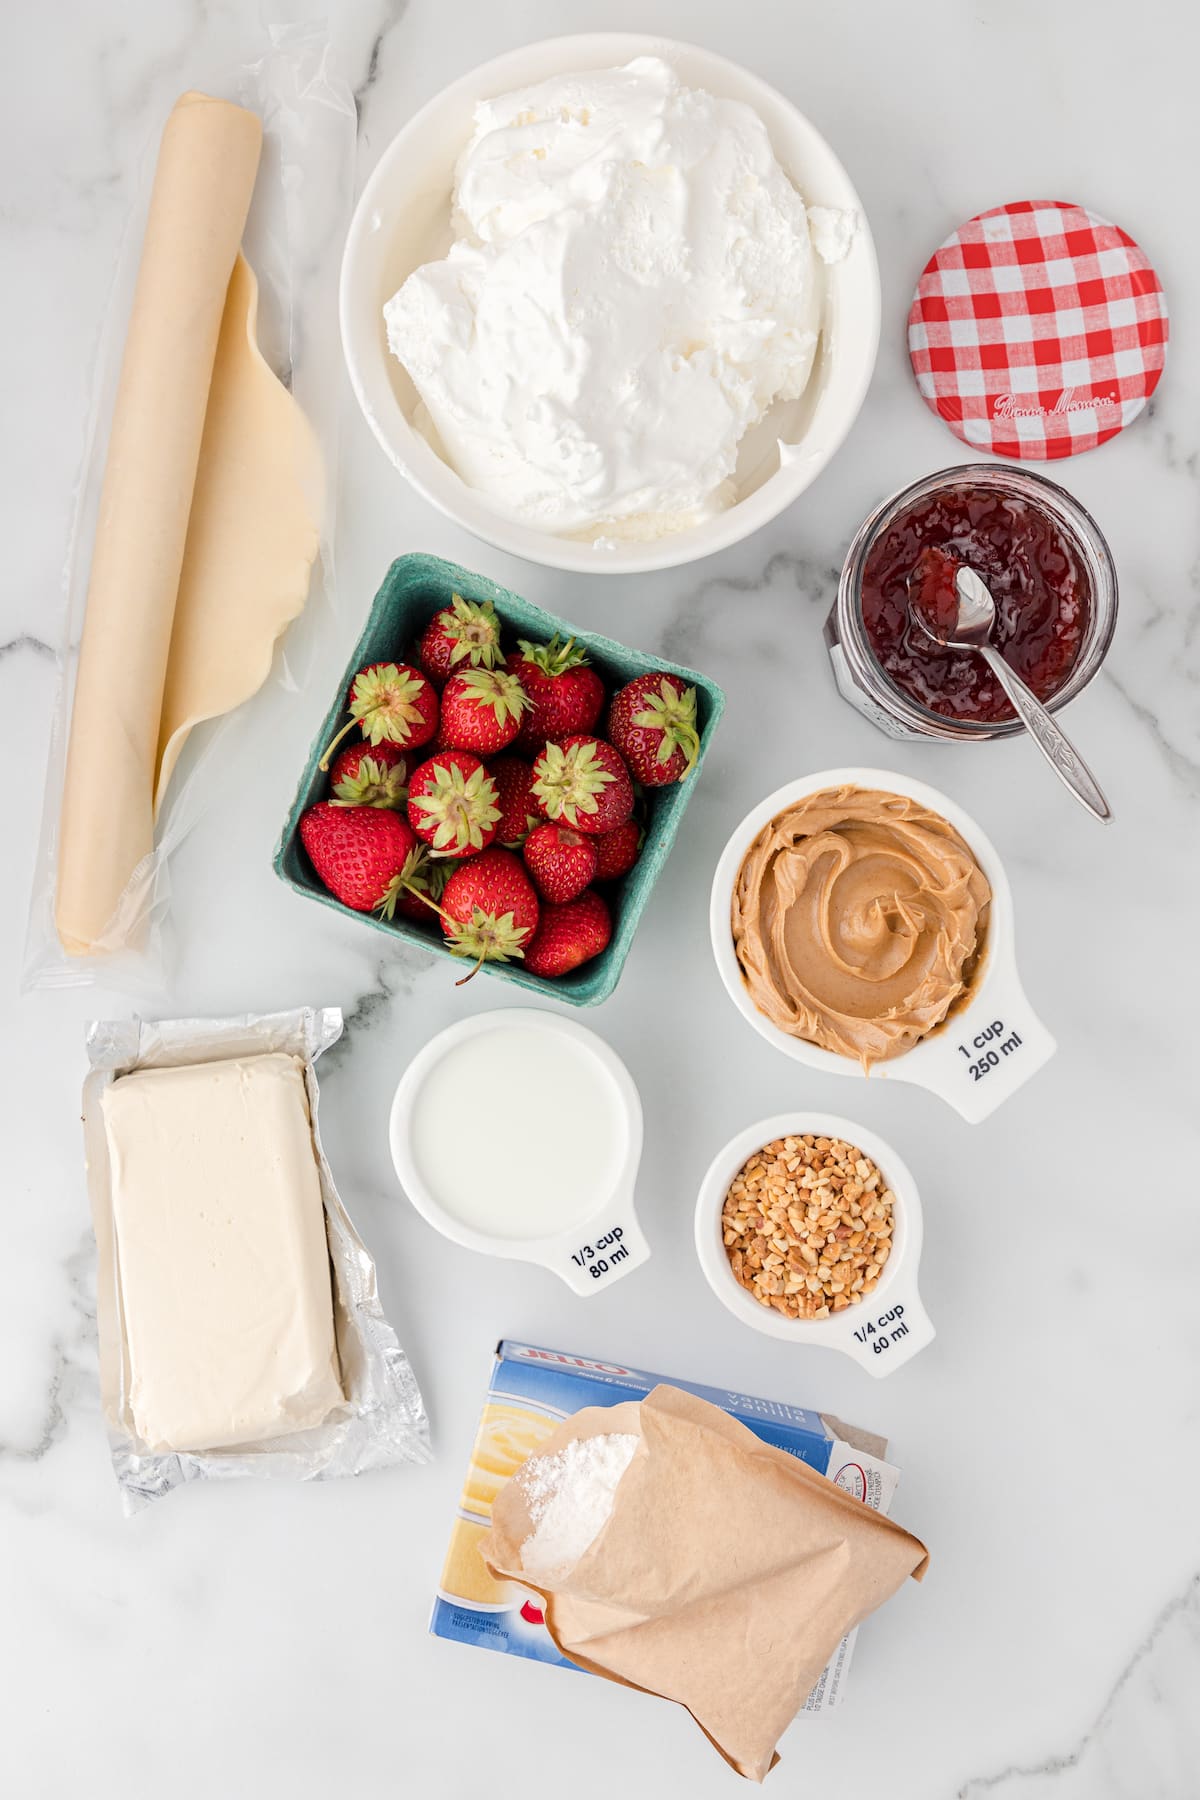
[{"left": 389, "top": 1009, "right": 649, "bottom": 1294}]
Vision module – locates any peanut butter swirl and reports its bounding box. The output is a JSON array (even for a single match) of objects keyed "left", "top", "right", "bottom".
[{"left": 731, "top": 785, "right": 991, "bottom": 1068}]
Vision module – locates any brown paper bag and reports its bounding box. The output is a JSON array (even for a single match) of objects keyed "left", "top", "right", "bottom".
[{"left": 484, "top": 1386, "right": 928, "bottom": 1781}]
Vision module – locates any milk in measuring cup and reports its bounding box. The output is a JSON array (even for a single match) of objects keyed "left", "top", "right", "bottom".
[{"left": 409, "top": 1021, "right": 626, "bottom": 1240}]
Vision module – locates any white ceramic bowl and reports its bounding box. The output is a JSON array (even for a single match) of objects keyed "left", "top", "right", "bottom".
[
  {"left": 388, "top": 1008, "right": 650, "bottom": 1295},
  {"left": 340, "top": 33, "right": 880, "bottom": 575},
  {"left": 694, "top": 1111, "right": 934, "bottom": 1375},
  {"left": 709, "top": 769, "right": 1057, "bottom": 1122}
]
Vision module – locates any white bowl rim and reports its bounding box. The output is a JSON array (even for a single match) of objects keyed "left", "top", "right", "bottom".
[
  {"left": 708, "top": 766, "right": 1017, "bottom": 1080},
  {"left": 339, "top": 31, "right": 881, "bottom": 575},
  {"left": 388, "top": 1006, "right": 644, "bottom": 1260},
  {"left": 693, "top": 1109, "right": 922, "bottom": 1343}
]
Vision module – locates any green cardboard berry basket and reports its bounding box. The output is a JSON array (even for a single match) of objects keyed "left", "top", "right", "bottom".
[{"left": 274, "top": 553, "right": 725, "bottom": 1005}]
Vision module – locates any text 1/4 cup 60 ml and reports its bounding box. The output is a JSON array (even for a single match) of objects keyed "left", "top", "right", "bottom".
[{"left": 695, "top": 1112, "right": 935, "bottom": 1376}]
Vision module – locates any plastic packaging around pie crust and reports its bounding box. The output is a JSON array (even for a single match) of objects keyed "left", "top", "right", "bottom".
[
  {"left": 23, "top": 26, "right": 356, "bottom": 996},
  {"left": 82, "top": 1007, "right": 431, "bottom": 1513}
]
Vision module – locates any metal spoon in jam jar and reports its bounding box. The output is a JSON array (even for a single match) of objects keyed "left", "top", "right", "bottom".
[{"left": 910, "top": 551, "right": 1112, "bottom": 823}]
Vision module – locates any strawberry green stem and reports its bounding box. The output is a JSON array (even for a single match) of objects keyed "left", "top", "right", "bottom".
[
  {"left": 377, "top": 876, "right": 453, "bottom": 927},
  {"left": 318, "top": 717, "right": 357, "bottom": 773},
  {"left": 411, "top": 887, "right": 452, "bottom": 927},
  {"left": 453, "top": 949, "right": 487, "bottom": 987}
]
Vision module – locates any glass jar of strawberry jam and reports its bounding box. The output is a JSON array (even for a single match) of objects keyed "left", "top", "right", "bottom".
[{"left": 825, "top": 465, "right": 1117, "bottom": 741}]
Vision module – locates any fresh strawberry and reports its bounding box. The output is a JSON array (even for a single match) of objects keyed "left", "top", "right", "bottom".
[
  {"left": 328, "top": 741, "right": 409, "bottom": 809},
  {"left": 510, "top": 637, "right": 605, "bottom": 751},
  {"left": 593, "top": 818, "right": 643, "bottom": 882},
  {"left": 436, "top": 668, "right": 530, "bottom": 755},
  {"left": 382, "top": 843, "right": 448, "bottom": 923},
  {"left": 523, "top": 891, "right": 612, "bottom": 978},
  {"left": 522, "top": 822, "right": 598, "bottom": 904},
  {"left": 406, "top": 749, "right": 500, "bottom": 859},
  {"left": 605, "top": 672, "right": 700, "bottom": 786},
  {"left": 299, "top": 803, "right": 419, "bottom": 915},
  {"left": 532, "top": 735, "right": 633, "bottom": 835},
  {"left": 490, "top": 756, "right": 540, "bottom": 848},
  {"left": 440, "top": 848, "right": 540, "bottom": 976},
  {"left": 419, "top": 592, "right": 505, "bottom": 684},
  {"left": 320, "top": 661, "right": 438, "bottom": 769}
]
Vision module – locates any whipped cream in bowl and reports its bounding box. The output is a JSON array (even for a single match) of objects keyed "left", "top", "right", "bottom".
[
  {"left": 385, "top": 58, "right": 830, "bottom": 541},
  {"left": 341, "top": 35, "right": 880, "bottom": 574}
]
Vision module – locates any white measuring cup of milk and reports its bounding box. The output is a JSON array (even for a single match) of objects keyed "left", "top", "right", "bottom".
[
  {"left": 389, "top": 1008, "right": 649, "bottom": 1294},
  {"left": 695, "top": 1112, "right": 934, "bottom": 1376},
  {"left": 710, "top": 767, "right": 1056, "bottom": 1123}
]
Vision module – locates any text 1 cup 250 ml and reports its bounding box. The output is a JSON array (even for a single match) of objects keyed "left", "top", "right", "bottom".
[
  {"left": 389, "top": 1009, "right": 650, "bottom": 1295},
  {"left": 709, "top": 767, "right": 1056, "bottom": 1123}
]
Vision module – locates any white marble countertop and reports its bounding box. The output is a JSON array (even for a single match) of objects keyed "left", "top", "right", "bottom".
[{"left": 4, "top": 2, "right": 1198, "bottom": 1794}]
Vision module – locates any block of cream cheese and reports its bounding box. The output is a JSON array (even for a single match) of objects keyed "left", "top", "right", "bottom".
[{"left": 101, "top": 1052, "right": 344, "bottom": 1453}]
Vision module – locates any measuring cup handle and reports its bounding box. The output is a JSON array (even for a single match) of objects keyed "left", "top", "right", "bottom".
[
  {"left": 551, "top": 1202, "right": 651, "bottom": 1297},
  {"left": 843, "top": 1282, "right": 936, "bottom": 1377},
  {"left": 908, "top": 962, "right": 1056, "bottom": 1123}
]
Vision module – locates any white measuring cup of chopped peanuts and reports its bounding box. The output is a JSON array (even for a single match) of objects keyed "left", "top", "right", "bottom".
[
  {"left": 709, "top": 767, "right": 1056, "bottom": 1123},
  {"left": 389, "top": 1008, "right": 650, "bottom": 1294},
  {"left": 694, "top": 1112, "right": 934, "bottom": 1375}
]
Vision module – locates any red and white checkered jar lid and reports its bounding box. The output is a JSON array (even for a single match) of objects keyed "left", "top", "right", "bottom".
[{"left": 908, "top": 200, "right": 1168, "bottom": 460}]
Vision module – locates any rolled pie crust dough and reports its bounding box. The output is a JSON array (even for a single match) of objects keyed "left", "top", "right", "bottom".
[
  {"left": 55, "top": 91, "right": 322, "bottom": 956},
  {"left": 155, "top": 252, "right": 322, "bottom": 805}
]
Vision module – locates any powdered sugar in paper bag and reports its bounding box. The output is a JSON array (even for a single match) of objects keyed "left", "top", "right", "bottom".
[{"left": 484, "top": 1385, "right": 928, "bottom": 1781}]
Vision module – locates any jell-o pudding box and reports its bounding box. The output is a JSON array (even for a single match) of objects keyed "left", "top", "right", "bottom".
[{"left": 431, "top": 1340, "right": 902, "bottom": 1714}]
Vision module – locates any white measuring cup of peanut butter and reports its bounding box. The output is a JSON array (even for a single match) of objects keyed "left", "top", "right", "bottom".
[
  {"left": 710, "top": 767, "right": 1055, "bottom": 1123},
  {"left": 389, "top": 1008, "right": 649, "bottom": 1294},
  {"left": 695, "top": 1111, "right": 934, "bottom": 1376}
]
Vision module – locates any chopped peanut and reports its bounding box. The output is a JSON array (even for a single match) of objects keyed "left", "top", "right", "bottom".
[{"left": 721, "top": 1134, "right": 895, "bottom": 1321}]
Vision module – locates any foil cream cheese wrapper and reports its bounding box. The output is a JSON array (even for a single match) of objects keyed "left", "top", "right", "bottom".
[{"left": 82, "top": 1005, "right": 430, "bottom": 1512}]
